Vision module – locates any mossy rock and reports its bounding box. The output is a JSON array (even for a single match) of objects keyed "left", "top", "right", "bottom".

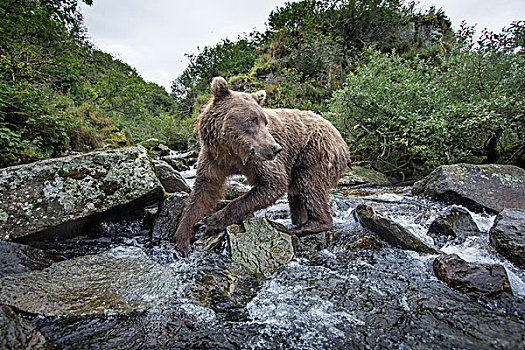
[{"left": 228, "top": 217, "right": 297, "bottom": 275}]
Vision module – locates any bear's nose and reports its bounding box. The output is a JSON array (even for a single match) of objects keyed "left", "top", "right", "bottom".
[{"left": 271, "top": 143, "right": 282, "bottom": 156}]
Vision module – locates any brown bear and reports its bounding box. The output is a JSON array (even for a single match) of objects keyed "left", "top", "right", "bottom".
[{"left": 173, "top": 77, "right": 349, "bottom": 252}]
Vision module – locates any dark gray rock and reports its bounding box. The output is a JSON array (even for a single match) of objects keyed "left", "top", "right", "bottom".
[
  {"left": 428, "top": 206, "right": 481, "bottom": 247},
  {"left": 153, "top": 159, "right": 190, "bottom": 193},
  {"left": 151, "top": 192, "right": 188, "bottom": 240},
  {"left": 338, "top": 166, "right": 391, "bottom": 187},
  {"left": 489, "top": 208, "right": 525, "bottom": 267},
  {"left": 228, "top": 217, "right": 297, "bottom": 275},
  {"left": 433, "top": 254, "right": 512, "bottom": 298},
  {"left": 0, "top": 305, "right": 52, "bottom": 349},
  {"left": 354, "top": 204, "right": 438, "bottom": 254},
  {"left": 0, "top": 146, "right": 163, "bottom": 241},
  {"left": 413, "top": 164, "right": 525, "bottom": 213},
  {"left": 0, "top": 241, "right": 60, "bottom": 275},
  {"left": 0, "top": 251, "right": 179, "bottom": 316}
]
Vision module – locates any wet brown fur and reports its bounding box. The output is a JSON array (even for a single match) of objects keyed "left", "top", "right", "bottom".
[{"left": 173, "top": 77, "right": 349, "bottom": 252}]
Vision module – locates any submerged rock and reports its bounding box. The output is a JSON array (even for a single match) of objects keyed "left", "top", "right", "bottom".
[
  {"left": 228, "top": 217, "right": 297, "bottom": 275},
  {"left": 354, "top": 204, "right": 438, "bottom": 254},
  {"left": 0, "top": 241, "right": 60, "bottom": 275},
  {"left": 427, "top": 206, "right": 481, "bottom": 247},
  {"left": 151, "top": 192, "right": 189, "bottom": 240},
  {"left": 0, "top": 305, "right": 52, "bottom": 349},
  {"left": 432, "top": 254, "right": 512, "bottom": 298},
  {"left": 0, "top": 146, "right": 163, "bottom": 241},
  {"left": 489, "top": 208, "right": 525, "bottom": 268},
  {"left": 152, "top": 159, "right": 190, "bottom": 193},
  {"left": 338, "top": 166, "right": 391, "bottom": 187},
  {"left": 412, "top": 164, "right": 525, "bottom": 213},
  {"left": 0, "top": 251, "right": 179, "bottom": 316}
]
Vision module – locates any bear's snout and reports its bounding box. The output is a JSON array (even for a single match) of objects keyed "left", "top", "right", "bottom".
[
  {"left": 271, "top": 143, "right": 282, "bottom": 156},
  {"left": 254, "top": 141, "right": 282, "bottom": 161}
]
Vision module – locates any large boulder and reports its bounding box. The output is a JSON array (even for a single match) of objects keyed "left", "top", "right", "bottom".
[
  {"left": 413, "top": 164, "right": 525, "bottom": 213},
  {"left": 354, "top": 204, "right": 438, "bottom": 254},
  {"left": 0, "top": 251, "right": 179, "bottom": 316},
  {"left": 433, "top": 254, "right": 512, "bottom": 298},
  {"left": 338, "top": 166, "right": 391, "bottom": 187},
  {"left": 0, "top": 147, "right": 163, "bottom": 241},
  {"left": 228, "top": 217, "right": 297, "bottom": 275},
  {"left": 489, "top": 208, "right": 525, "bottom": 267}
]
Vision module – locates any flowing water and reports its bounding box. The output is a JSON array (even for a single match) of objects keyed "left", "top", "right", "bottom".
[{"left": 20, "top": 170, "right": 525, "bottom": 349}]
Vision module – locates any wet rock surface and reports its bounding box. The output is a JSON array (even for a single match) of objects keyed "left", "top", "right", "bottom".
[
  {"left": 428, "top": 206, "right": 481, "bottom": 247},
  {"left": 152, "top": 159, "right": 191, "bottom": 193},
  {"left": 0, "top": 250, "right": 179, "bottom": 316},
  {"left": 354, "top": 203, "right": 438, "bottom": 254},
  {"left": 0, "top": 305, "right": 52, "bottom": 349},
  {"left": 433, "top": 254, "right": 512, "bottom": 298},
  {"left": 1, "top": 160, "right": 525, "bottom": 349},
  {"left": 0, "top": 146, "right": 163, "bottom": 241},
  {"left": 228, "top": 217, "right": 297, "bottom": 275},
  {"left": 490, "top": 208, "right": 525, "bottom": 267},
  {"left": 151, "top": 192, "right": 188, "bottom": 240},
  {"left": 0, "top": 241, "right": 60, "bottom": 275},
  {"left": 412, "top": 163, "right": 525, "bottom": 213}
]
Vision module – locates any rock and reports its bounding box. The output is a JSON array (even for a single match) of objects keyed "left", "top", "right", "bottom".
[
  {"left": 427, "top": 206, "right": 481, "bottom": 247},
  {"left": 489, "top": 208, "right": 525, "bottom": 267},
  {"left": 139, "top": 138, "right": 160, "bottom": 149},
  {"left": 0, "top": 251, "right": 179, "bottom": 316},
  {"left": 104, "top": 129, "right": 128, "bottom": 148},
  {"left": 354, "top": 204, "right": 438, "bottom": 254},
  {"left": 432, "top": 254, "right": 512, "bottom": 298},
  {"left": 178, "top": 149, "right": 200, "bottom": 162},
  {"left": 412, "top": 164, "right": 525, "bottom": 213},
  {"left": 161, "top": 157, "right": 190, "bottom": 172},
  {"left": 225, "top": 175, "right": 251, "bottom": 200},
  {"left": 154, "top": 143, "right": 171, "bottom": 157},
  {"left": 338, "top": 166, "right": 391, "bottom": 187},
  {"left": 151, "top": 192, "right": 189, "bottom": 240},
  {"left": 228, "top": 217, "right": 297, "bottom": 275},
  {"left": 0, "top": 241, "right": 60, "bottom": 275},
  {"left": 192, "top": 230, "right": 227, "bottom": 252},
  {"left": 344, "top": 235, "right": 378, "bottom": 251},
  {"left": 0, "top": 305, "right": 52, "bottom": 349},
  {"left": 0, "top": 146, "right": 163, "bottom": 241},
  {"left": 153, "top": 159, "right": 190, "bottom": 193}
]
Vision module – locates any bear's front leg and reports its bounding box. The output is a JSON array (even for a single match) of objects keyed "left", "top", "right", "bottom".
[
  {"left": 203, "top": 180, "right": 286, "bottom": 233},
  {"left": 173, "top": 152, "right": 229, "bottom": 253}
]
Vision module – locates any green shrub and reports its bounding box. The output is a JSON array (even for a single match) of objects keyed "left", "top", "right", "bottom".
[{"left": 326, "top": 22, "right": 524, "bottom": 179}]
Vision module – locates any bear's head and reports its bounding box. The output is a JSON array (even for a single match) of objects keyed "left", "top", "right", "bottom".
[{"left": 196, "top": 77, "right": 282, "bottom": 163}]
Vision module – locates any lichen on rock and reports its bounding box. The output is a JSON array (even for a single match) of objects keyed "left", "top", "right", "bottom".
[{"left": 0, "top": 146, "right": 163, "bottom": 241}]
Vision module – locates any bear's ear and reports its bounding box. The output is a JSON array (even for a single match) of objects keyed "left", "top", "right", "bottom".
[
  {"left": 211, "top": 77, "right": 230, "bottom": 100},
  {"left": 251, "top": 90, "right": 266, "bottom": 106}
]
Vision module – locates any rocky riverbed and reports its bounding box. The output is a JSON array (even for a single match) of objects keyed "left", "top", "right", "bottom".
[{"left": 1, "top": 144, "right": 524, "bottom": 349}]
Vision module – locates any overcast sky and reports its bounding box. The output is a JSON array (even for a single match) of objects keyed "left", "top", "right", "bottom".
[{"left": 79, "top": 0, "right": 525, "bottom": 92}]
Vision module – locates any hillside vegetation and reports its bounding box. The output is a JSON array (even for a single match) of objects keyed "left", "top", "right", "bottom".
[{"left": 2, "top": 0, "right": 524, "bottom": 180}]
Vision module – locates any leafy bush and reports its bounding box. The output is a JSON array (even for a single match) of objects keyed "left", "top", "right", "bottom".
[{"left": 326, "top": 21, "right": 524, "bottom": 179}]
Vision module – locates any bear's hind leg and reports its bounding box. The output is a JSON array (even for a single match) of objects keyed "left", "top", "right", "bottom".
[
  {"left": 288, "top": 193, "right": 307, "bottom": 229},
  {"left": 292, "top": 180, "right": 333, "bottom": 235}
]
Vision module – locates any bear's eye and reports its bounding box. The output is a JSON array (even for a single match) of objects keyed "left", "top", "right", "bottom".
[{"left": 247, "top": 117, "right": 258, "bottom": 126}]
